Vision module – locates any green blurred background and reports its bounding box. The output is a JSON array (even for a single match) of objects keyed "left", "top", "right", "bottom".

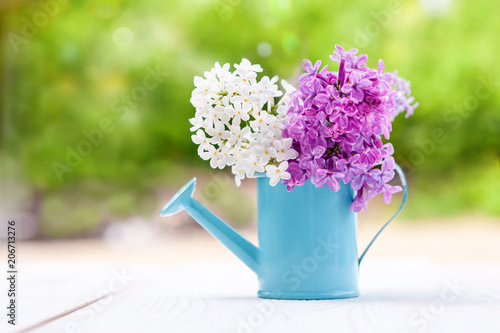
[{"left": 0, "top": 0, "right": 499, "bottom": 239}]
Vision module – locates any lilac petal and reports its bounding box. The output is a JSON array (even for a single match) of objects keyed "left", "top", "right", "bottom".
[
  {"left": 346, "top": 47, "right": 358, "bottom": 55},
  {"left": 345, "top": 53, "right": 356, "bottom": 66},
  {"left": 329, "top": 55, "right": 339, "bottom": 63},
  {"left": 336, "top": 158, "right": 348, "bottom": 170},
  {"left": 382, "top": 156, "right": 395, "bottom": 171},
  {"left": 313, "top": 158, "right": 325, "bottom": 170},
  {"left": 315, "top": 175, "right": 328, "bottom": 188},
  {"left": 312, "top": 145, "right": 326, "bottom": 157},
  {"left": 332, "top": 171, "right": 344, "bottom": 179},
  {"left": 298, "top": 72, "right": 311, "bottom": 83},
  {"left": 349, "top": 154, "right": 360, "bottom": 164},
  {"left": 313, "top": 60, "right": 322, "bottom": 71},
  {"left": 351, "top": 88, "right": 364, "bottom": 102},
  {"left": 331, "top": 44, "right": 345, "bottom": 62},
  {"left": 351, "top": 192, "right": 366, "bottom": 213},
  {"left": 357, "top": 78, "right": 372, "bottom": 89},
  {"left": 327, "top": 177, "right": 340, "bottom": 191},
  {"left": 351, "top": 175, "right": 364, "bottom": 191},
  {"left": 383, "top": 185, "right": 402, "bottom": 204},
  {"left": 302, "top": 59, "right": 313, "bottom": 72},
  {"left": 349, "top": 71, "right": 360, "bottom": 82},
  {"left": 382, "top": 72, "right": 392, "bottom": 82},
  {"left": 319, "top": 65, "right": 329, "bottom": 77},
  {"left": 341, "top": 84, "right": 353, "bottom": 95},
  {"left": 378, "top": 59, "right": 385, "bottom": 73},
  {"left": 339, "top": 115, "right": 348, "bottom": 129},
  {"left": 355, "top": 54, "right": 368, "bottom": 67},
  {"left": 391, "top": 185, "right": 402, "bottom": 194},
  {"left": 315, "top": 92, "right": 332, "bottom": 104}
]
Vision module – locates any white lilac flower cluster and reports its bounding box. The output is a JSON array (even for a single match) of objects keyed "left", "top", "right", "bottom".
[{"left": 189, "top": 59, "right": 298, "bottom": 186}]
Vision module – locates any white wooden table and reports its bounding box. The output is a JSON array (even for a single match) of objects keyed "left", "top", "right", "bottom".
[{"left": 2, "top": 258, "right": 500, "bottom": 333}]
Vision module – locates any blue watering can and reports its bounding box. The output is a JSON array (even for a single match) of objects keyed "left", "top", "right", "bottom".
[{"left": 160, "top": 164, "right": 407, "bottom": 300}]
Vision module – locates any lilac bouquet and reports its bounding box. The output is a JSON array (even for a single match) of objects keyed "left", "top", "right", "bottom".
[
  {"left": 189, "top": 45, "right": 417, "bottom": 212},
  {"left": 283, "top": 45, "right": 418, "bottom": 212}
]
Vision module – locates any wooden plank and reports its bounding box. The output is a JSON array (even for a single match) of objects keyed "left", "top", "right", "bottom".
[{"left": 1, "top": 261, "right": 136, "bottom": 333}]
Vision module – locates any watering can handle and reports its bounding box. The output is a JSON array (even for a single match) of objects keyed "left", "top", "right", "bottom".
[{"left": 358, "top": 163, "right": 408, "bottom": 265}]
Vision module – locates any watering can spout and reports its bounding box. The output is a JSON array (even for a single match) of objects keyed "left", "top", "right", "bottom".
[{"left": 160, "top": 178, "right": 261, "bottom": 275}]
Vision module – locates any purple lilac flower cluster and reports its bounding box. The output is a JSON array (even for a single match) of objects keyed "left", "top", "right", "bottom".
[
  {"left": 391, "top": 70, "right": 419, "bottom": 121},
  {"left": 283, "top": 45, "right": 414, "bottom": 212}
]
